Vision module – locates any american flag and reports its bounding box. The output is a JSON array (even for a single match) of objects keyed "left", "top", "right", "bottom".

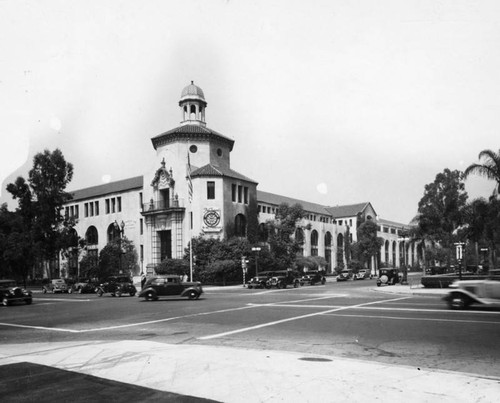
[{"left": 187, "top": 152, "right": 193, "bottom": 203}]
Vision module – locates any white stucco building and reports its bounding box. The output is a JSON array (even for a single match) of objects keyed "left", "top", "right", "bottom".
[{"left": 63, "top": 82, "right": 417, "bottom": 278}]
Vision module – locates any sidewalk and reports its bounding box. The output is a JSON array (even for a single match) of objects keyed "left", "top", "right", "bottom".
[{"left": 1, "top": 340, "right": 499, "bottom": 402}]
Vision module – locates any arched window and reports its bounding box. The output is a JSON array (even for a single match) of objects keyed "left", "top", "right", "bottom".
[
  {"left": 295, "top": 228, "right": 305, "bottom": 256},
  {"left": 324, "top": 232, "right": 332, "bottom": 272},
  {"left": 392, "top": 241, "right": 397, "bottom": 266},
  {"left": 311, "top": 230, "right": 318, "bottom": 256},
  {"left": 85, "top": 226, "right": 98, "bottom": 245},
  {"left": 107, "top": 224, "right": 121, "bottom": 243},
  {"left": 385, "top": 240, "right": 389, "bottom": 263},
  {"left": 258, "top": 223, "right": 268, "bottom": 243},
  {"left": 337, "top": 233, "right": 344, "bottom": 248},
  {"left": 235, "top": 214, "right": 246, "bottom": 237}
]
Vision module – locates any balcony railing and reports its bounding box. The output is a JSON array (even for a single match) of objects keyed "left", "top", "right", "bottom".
[{"left": 142, "top": 198, "right": 185, "bottom": 213}]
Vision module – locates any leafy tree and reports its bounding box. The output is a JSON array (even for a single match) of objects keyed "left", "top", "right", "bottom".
[
  {"left": 416, "top": 169, "right": 468, "bottom": 267},
  {"left": 98, "top": 237, "right": 139, "bottom": 280},
  {"left": 206, "top": 259, "right": 237, "bottom": 286},
  {"left": 78, "top": 252, "right": 99, "bottom": 279},
  {"left": 351, "top": 220, "right": 384, "bottom": 269},
  {"left": 156, "top": 258, "right": 189, "bottom": 276},
  {"left": 266, "top": 203, "right": 305, "bottom": 270},
  {"left": 464, "top": 148, "right": 500, "bottom": 195},
  {"left": 5, "top": 149, "right": 76, "bottom": 280},
  {"left": 294, "top": 255, "right": 327, "bottom": 272},
  {"left": 187, "top": 236, "right": 254, "bottom": 283}
]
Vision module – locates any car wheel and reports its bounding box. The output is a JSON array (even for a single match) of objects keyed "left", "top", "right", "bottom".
[
  {"left": 116, "top": 290, "right": 122, "bottom": 297},
  {"left": 79, "top": 288, "right": 83, "bottom": 294},
  {"left": 188, "top": 290, "right": 198, "bottom": 300},
  {"left": 97, "top": 289, "right": 103, "bottom": 297},
  {"left": 321, "top": 279, "right": 326, "bottom": 285},
  {"left": 130, "top": 292, "right": 136, "bottom": 297},
  {"left": 448, "top": 294, "right": 469, "bottom": 310},
  {"left": 25, "top": 299, "right": 32, "bottom": 305},
  {"left": 293, "top": 281, "right": 299, "bottom": 288},
  {"left": 42, "top": 288, "right": 47, "bottom": 294},
  {"left": 145, "top": 291, "right": 155, "bottom": 301},
  {"left": 248, "top": 285, "right": 253, "bottom": 289},
  {"left": 2, "top": 297, "right": 9, "bottom": 306},
  {"left": 68, "top": 288, "right": 73, "bottom": 294}
]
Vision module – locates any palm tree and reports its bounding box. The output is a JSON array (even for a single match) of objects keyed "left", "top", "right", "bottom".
[{"left": 464, "top": 149, "right": 500, "bottom": 195}]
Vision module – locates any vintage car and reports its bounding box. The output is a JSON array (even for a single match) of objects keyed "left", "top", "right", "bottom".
[
  {"left": 42, "top": 278, "right": 69, "bottom": 293},
  {"left": 443, "top": 271, "right": 500, "bottom": 310},
  {"left": 353, "top": 269, "right": 371, "bottom": 280},
  {"left": 247, "top": 271, "right": 273, "bottom": 289},
  {"left": 301, "top": 270, "right": 326, "bottom": 286},
  {"left": 376, "top": 268, "right": 400, "bottom": 286},
  {"left": 336, "top": 269, "right": 352, "bottom": 282},
  {"left": 96, "top": 275, "right": 137, "bottom": 297},
  {"left": 138, "top": 275, "right": 203, "bottom": 301},
  {"left": 1, "top": 279, "right": 32, "bottom": 306},
  {"left": 267, "top": 270, "right": 302, "bottom": 289},
  {"left": 70, "top": 279, "right": 97, "bottom": 294}
]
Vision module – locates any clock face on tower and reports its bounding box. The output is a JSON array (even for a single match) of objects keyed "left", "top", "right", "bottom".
[{"left": 202, "top": 208, "right": 222, "bottom": 232}]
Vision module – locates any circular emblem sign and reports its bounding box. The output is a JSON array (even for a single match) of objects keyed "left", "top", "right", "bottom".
[{"left": 203, "top": 209, "right": 221, "bottom": 228}]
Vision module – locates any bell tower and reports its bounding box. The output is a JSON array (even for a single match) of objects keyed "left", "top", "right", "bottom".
[{"left": 179, "top": 81, "right": 207, "bottom": 127}]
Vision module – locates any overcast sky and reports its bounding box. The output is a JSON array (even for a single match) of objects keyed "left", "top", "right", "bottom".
[{"left": 1, "top": 0, "right": 499, "bottom": 224}]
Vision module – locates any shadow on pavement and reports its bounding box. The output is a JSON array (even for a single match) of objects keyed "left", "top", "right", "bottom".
[{"left": 0, "top": 362, "right": 219, "bottom": 403}]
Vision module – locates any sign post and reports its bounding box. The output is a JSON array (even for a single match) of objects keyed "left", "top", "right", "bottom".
[
  {"left": 241, "top": 256, "right": 248, "bottom": 287},
  {"left": 454, "top": 242, "right": 465, "bottom": 280}
]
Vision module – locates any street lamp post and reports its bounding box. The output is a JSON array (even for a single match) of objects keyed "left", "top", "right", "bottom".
[
  {"left": 398, "top": 237, "right": 409, "bottom": 285},
  {"left": 114, "top": 220, "right": 125, "bottom": 274},
  {"left": 252, "top": 247, "right": 261, "bottom": 278}
]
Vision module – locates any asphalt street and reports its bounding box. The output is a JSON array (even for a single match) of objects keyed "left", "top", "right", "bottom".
[{"left": 1, "top": 277, "right": 500, "bottom": 401}]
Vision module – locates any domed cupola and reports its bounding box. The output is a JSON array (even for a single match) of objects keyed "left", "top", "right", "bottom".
[{"left": 179, "top": 81, "right": 207, "bottom": 127}]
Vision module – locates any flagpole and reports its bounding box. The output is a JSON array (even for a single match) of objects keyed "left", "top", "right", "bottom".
[
  {"left": 187, "top": 150, "right": 193, "bottom": 282},
  {"left": 189, "top": 205, "right": 193, "bottom": 282}
]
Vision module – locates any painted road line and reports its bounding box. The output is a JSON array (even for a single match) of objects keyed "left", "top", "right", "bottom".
[
  {"left": 0, "top": 305, "right": 260, "bottom": 333},
  {"left": 246, "top": 303, "right": 500, "bottom": 316},
  {"left": 34, "top": 298, "right": 93, "bottom": 302},
  {"left": 198, "top": 296, "right": 410, "bottom": 340},
  {"left": 325, "top": 313, "right": 500, "bottom": 325},
  {"left": 0, "top": 322, "right": 80, "bottom": 333}
]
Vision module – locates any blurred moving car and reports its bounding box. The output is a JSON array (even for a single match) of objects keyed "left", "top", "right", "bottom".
[
  {"left": 353, "top": 269, "right": 371, "bottom": 280},
  {"left": 443, "top": 270, "right": 500, "bottom": 309},
  {"left": 376, "top": 268, "right": 400, "bottom": 286},
  {"left": 96, "top": 276, "right": 137, "bottom": 297},
  {"left": 139, "top": 275, "right": 203, "bottom": 301},
  {"left": 301, "top": 270, "right": 326, "bottom": 286},
  {"left": 70, "top": 279, "right": 97, "bottom": 294},
  {"left": 267, "top": 270, "right": 301, "bottom": 289},
  {"left": 336, "top": 269, "right": 352, "bottom": 282},
  {"left": 247, "top": 271, "right": 273, "bottom": 289},
  {"left": 1, "top": 279, "right": 32, "bottom": 306},
  {"left": 42, "top": 278, "right": 69, "bottom": 293}
]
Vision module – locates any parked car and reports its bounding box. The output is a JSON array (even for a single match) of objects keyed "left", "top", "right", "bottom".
[
  {"left": 1, "top": 279, "right": 32, "bottom": 306},
  {"left": 353, "top": 269, "right": 371, "bottom": 280},
  {"left": 138, "top": 275, "right": 203, "bottom": 301},
  {"left": 42, "top": 278, "right": 69, "bottom": 293},
  {"left": 96, "top": 276, "right": 137, "bottom": 297},
  {"left": 247, "top": 271, "right": 273, "bottom": 289},
  {"left": 376, "top": 268, "right": 400, "bottom": 286},
  {"left": 267, "top": 270, "right": 301, "bottom": 289},
  {"left": 336, "top": 269, "right": 352, "bottom": 282},
  {"left": 443, "top": 271, "right": 500, "bottom": 310},
  {"left": 70, "top": 279, "right": 98, "bottom": 294},
  {"left": 301, "top": 270, "right": 326, "bottom": 285}
]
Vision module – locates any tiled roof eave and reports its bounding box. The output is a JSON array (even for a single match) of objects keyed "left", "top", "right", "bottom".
[{"left": 151, "top": 125, "right": 235, "bottom": 151}]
